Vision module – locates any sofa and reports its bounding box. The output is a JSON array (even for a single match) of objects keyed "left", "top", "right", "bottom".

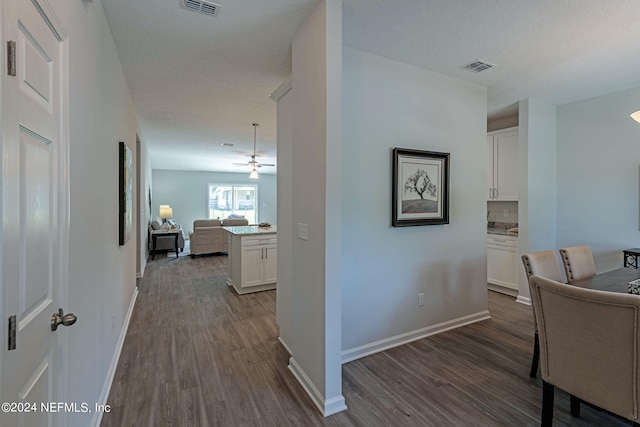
[
  {"left": 148, "top": 217, "right": 185, "bottom": 253},
  {"left": 189, "top": 218, "right": 249, "bottom": 257}
]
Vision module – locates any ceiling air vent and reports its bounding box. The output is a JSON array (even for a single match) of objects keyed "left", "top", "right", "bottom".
[
  {"left": 460, "top": 59, "right": 496, "bottom": 73},
  {"left": 181, "top": 0, "right": 221, "bottom": 17}
]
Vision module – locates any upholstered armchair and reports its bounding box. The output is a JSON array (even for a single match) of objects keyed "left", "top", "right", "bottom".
[
  {"left": 189, "top": 219, "right": 223, "bottom": 257},
  {"left": 521, "top": 250, "right": 565, "bottom": 378},
  {"left": 529, "top": 275, "right": 640, "bottom": 426},
  {"left": 189, "top": 218, "right": 249, "bottom": 257}
]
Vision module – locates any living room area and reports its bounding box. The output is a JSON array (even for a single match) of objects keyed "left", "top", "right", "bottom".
[{"left": 145, "top": 169, "right": 277, "bottom": 260}]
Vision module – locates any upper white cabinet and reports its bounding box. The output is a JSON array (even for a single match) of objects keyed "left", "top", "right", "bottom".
[{"left": 487, "top": 127, "right": 519, "bottom": 201}]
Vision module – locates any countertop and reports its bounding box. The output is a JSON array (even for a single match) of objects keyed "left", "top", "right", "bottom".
[
  {"left": 487, "top": 222, "right": 518, "bottom": 237},
  {"left": 223, "top": 225, "right": 277, "bottom": 236}
]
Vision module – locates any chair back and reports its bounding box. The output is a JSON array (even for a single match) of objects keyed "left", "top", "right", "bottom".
[
  {"left": 522, "top": 250, "right": 564, "bottom": 283},
  {"left": 529, "top": 275, "right": 640, "bottom": 421},
  {"left": 559, "top": 245, "right": 596, "bottom": 283}
]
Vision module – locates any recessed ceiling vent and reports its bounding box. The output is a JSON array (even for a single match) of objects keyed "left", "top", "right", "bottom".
[
  {"left": 460, "top": 59, "right": 496, "bottom": 73},
  {"left": 181, "top": 0, "right": 221, "bottom": 17}
]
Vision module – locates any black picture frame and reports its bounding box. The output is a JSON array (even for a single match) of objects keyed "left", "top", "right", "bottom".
[
  {"left": 392, "top": 148, "right": 450, "bottom": 227},
  {"left": 119, "top": 141, "right": 133, "bottom": 245}
]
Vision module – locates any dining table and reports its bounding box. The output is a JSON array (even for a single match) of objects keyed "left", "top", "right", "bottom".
[{"left": 570, "top": 267, "right": 640, "bottom": 293}]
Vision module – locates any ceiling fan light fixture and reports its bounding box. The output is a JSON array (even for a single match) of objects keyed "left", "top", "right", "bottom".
[
  {"left": 249, "top": 123, "right": 260, "bottom": 179},
  {"left": 631, "top": 111, "right": 640, "bottom": 123}
]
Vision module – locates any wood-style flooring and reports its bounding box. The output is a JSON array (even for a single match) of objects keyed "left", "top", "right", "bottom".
[{"left": 101, "top": 253, "right": 629, "bottom": 426}]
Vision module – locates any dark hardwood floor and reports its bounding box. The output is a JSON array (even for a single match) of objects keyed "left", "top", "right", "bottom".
[{"left": 101, "top": 253, "right": 629, "bottom": 426}]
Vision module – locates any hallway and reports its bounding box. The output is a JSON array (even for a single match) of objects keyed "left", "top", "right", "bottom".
[{"left": 101, "top": 253, "right": 319, "bottom": 425}]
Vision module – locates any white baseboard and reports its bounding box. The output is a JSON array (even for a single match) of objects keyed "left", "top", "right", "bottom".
[
  {"left": 516, "top": 295, "right": 531, "bottom": 305},
  {"left": 288, "top": 357, "right": 347, "bottom": 417},
  {"left": 278, "top": 336, "right": 292, "bottom": 355},
  {"left": 137, "top": 256, "right": 147, "bottom": 278},
  {"left": 341, "top": 310, "right": 491, "bottom": 364},
  {"left": 91, "top": 287, "right": 139, "bottom": 427},
  {"left": 488, "top": 283, "right": 518, "bottom": 297}
]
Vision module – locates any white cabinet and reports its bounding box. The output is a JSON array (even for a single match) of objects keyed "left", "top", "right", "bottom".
[
  {"left": 487, "top": 127, "right": 519, "bottom": 201},
  {"left": 226, "top": 232, "right": 277, "bottom": 294},
  {"left": 487, "top": 235, "right": 518, "bottom": 294},
  {"left": 240, "top": 243, "right": 277, "bottom": 288}
]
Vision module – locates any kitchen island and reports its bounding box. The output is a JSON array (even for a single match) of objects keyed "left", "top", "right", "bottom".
[{"left": 223, "top": 225, "right": 277, "bottom": 294}]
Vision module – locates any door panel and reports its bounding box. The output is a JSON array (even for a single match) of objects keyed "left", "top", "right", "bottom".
[
  {"left": 2, "top": 1, "right": 67, "bottom": 425},
  {"left": 22, "top": 29, "right": 53, "bottom": 106},
  {"left": 22, "top": 132, "right": 52, "bottom": 317},
  {"left": 17, "top": 354, "right": 51, "bottom": 426}
]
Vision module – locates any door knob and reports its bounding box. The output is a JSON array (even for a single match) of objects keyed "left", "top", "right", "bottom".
[{"left": 51, "top": 308, "right": 77, "bottom": 331}]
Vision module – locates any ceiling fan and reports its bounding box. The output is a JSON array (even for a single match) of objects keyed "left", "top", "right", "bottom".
[{"left": 233, "top": 123, "right": 275, "bottom": 177}]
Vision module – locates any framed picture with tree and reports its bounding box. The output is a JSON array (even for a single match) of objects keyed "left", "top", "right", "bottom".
[{"left": 392, "top": 148, "right": 450, "bottom": 227}]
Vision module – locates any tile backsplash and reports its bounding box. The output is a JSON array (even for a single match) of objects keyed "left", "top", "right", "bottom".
[{"left": 487, "top": 200, "right": 518, "bottom": 224}]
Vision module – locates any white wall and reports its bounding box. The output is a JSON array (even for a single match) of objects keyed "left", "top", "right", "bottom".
[
  {"left": 488, "top": 114, "right": 518, "bottom": 132},
  {"left": 151, "top": 169, "right": 277, "bottom": 231},
  {"left": 272, "top": 78, "right": 293, "bottom": 352},
  {"left": 288, "top": 0, "right": 345, "bottom": 416},
  {"left": 557, "top": 87, "right": 640, "bottom": 272},
  {"left": 341, "top": 47, "right": 489, "bottom": 358},
  {"left": 49, "top": 1, "right": 140, "bottom": 426},
  {"left": 517, "top": 99, "right": 558, "bottom": 300}
]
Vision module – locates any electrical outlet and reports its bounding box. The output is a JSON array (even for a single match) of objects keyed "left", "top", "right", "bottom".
[
  {"left": 418, "top": 293, "right": 424, "bottom": 306},
  {"left": 503, "top": 209, "right": 510, "bottom": 217}
]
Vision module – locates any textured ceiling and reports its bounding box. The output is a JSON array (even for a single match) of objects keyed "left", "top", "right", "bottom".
[{"left": 102, "top": 0, "right": 640, "bottom": 173}]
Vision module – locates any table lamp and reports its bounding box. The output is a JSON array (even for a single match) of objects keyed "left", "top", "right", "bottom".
[{"left": 159, "top": 205, "right": 173, "bottom": 230}]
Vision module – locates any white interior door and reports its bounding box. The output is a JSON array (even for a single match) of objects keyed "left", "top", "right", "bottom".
[{"left": 1, "top": 1, "right": 70, "bottom": 426}]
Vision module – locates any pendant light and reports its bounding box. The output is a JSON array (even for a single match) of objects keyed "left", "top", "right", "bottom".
[
  {"left": 631, "top": 111, "right": 640, "bottom": 123},
  {"left": 249, "top": 123, "right": 259, "bottom": 179}
]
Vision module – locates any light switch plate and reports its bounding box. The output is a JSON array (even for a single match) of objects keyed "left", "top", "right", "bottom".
[{"left": 297, "top": 223, "right": 308, "bottom": 240}]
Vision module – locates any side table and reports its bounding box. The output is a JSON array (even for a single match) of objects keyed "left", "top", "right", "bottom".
[
  {"left": 623, "top": 248, "right": 640, "bottom": 269},
  {"left": 151, "top": 230, "right": 179, "bottom": 260}
]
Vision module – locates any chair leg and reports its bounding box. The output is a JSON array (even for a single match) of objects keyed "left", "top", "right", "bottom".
[
  {"left": 542, "top": 380, "right": 554, "bottom": 426},
  {"left": 530, "top": 332, "right": 540, "bottom": 378},
  {"left": 569, "top": 394, "right": 580, "bottom": 417}
]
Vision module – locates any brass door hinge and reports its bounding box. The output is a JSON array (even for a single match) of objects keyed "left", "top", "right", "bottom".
[
  {"left": 8, "top": 315, "right": 16, "bottom": 350},
  {"left": 7, "top": 41, "right": 16, "bottom": 76}
]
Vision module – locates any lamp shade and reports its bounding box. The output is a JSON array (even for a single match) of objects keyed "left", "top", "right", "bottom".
[
  {"left": 249, "top": 168, "right": 259, "bottom": 179},
  {"left": 159, "top": 205, "right": 173, "bottom": 219},
  {"left": 631, "top": 111, "right": 640, "bottom": 123}
]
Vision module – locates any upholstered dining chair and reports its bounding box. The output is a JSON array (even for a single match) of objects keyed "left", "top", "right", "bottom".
[
  {"left": 529, "top": 275, "right": 640, "bottom": 427},
  {"left": 521, "top": 251, "right": 564, "bottom": 378},
  {"left": 559, "top": 245, "right": 596, "bottom": 284}
]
